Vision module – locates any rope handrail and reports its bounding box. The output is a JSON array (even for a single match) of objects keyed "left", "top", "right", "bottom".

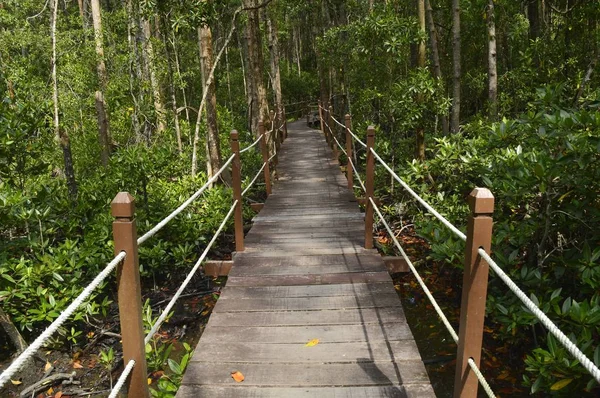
[
  {"left": 369, "top": 197, "right": 496, "bottom": 398},
  {"left": 144, "top": 200, "right": 238, "bottom": 345},
  {"left": 137, "top": 154, "right": 235, "bottom": 246},
  {"left": 320, "top": 105, "right": 367, "bottom": 148},
  {"left": 370, "top": 147, "right": 467, "bottom": 241},
  {"left": 0, "top": 251, "right": 127, "bottom": 389},
  {"left": 240, "top": 134, "right": 263, "bottom": 154},
  {"left": 478, "top": 248, "right": 600, "bottom": 383},
  {"left": 326, "top": 122, "right": 366, "bottom": 192},
  {"left": 242, "top": 163, "right": 266, "bottom": 196},
  {"left": 367, "top": 146, "right": 600, "bottom": 384},
  {"left": 108, "top": 360, "right": 135, "bottom": 398}
]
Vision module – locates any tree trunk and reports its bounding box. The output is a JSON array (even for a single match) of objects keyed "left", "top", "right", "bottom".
[
  {"left": 51, "top": 0, "right": 77, "bottom": 200},
  {"left": 196, "top": 23, "right": 228, "bottom": 183},
  {"left": 487, "top": 0, "right": 498, "bottom": 121},
  {"left": 160, "top": 19, "right": 182, "bottom": 154},
  {"left": 450, "top": 0, "right": 461, "bottom": 133},
  {"left": 266, "top": 7, "right": 283, "bottom": 131},
  {"left": 415, "top": 0, "right": 426, "bottom": 161},
  {"left": 171, "top": 31, "right": 190, "bottom": 124},
  {"left": 425, "top": 0, "right": 449, "bottom": 135},
  {"left": 528, "top": 0, "right": 540, "bottom": 41},
  {"left": 0, "top": 307, "right": 28, "bottom": 354},
  {"left": 90, "top": 0, "right": 111, "bottom": 166},
  {"left": 244, "top": 0, "right": 270, "bottom": 140},
  {"left": 142, "top": 17, "right": 166, "bottom": 135},
  {"left": 126, "top": 0, "right": 143, "bottom": 142}
]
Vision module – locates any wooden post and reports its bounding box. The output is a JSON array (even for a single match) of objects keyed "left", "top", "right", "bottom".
[
  {"left": 318, "top": 101, "right": 326, "bottom": 140},
  {"left": 230, "top": 131, "right": 244, "bottom": 252},
  {"left": 259, "top": 121, "right": 272, "bottom": 196},
  {"left": 454, "top": 188, "right": 494, "bottom": 398},
  {"left": 329, "top": 105, "right": 338, "bottom": 161},
  {"left": 364, "top": 126, "right": 375, "bottom": 249},
  {"left": 111, "top": 192, "right": 149, "bottom": 398},
  {"left": 282, "top": 108, "right": 288, "bottom": 140},
  {"left": 345, "top": 114, "right": 353, "bottom": 190}
]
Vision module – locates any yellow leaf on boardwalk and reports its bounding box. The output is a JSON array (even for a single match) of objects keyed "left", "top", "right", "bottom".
[
  {"left": 550, "top": 378, "right": 573, "bottom": 391},
  {"left": 231, "top": 371, "right": 245, "bottom": 382},
  {"left": 305, "top": 338, "right": 319, "bottom": 347}
]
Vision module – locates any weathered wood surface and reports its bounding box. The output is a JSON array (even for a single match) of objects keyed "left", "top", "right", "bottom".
[{"left": 178, "top": 121, "right": 434, "bottom": 397}]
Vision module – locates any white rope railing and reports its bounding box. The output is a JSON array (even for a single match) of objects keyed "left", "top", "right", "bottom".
[
  {"left": 468, "top": 358, "right": 496, "bottom": 398},
  {"left": 0, "top": 251, "right": 127, "bottom": 389},
  {"left": 268, "top": 152, "right": 277, "bottom": 162},
  {"left": 320, "top": 106, "right": 367, "bottom": 148},
  {"left": 478, "top": 249, "right": 600, "bottom": 383},
  {"left": 242, "top": 163, "right": 267, "bottom": 196},
  {"left": 368, "top": 145, "right": 600, "bottom": 385},
  {"left": 329, "top": 124, "right": 366, "bottom": 192},
  {"left": 108, "top": 359, "right": 135, "bottom": 398},
  {"left": 370, "top": 147, "right": 467, "bottom": 241},
  {"left": 369, "top": 197, "right": 496, "bottom": 398},
  {"left": 240, "top": 134, "right": 263, "bottom": 154},
  {"left": 137, "top": 154, "right": 236, "bottom": 246},
  {"left": 144, "top": 200, "right": 238, "bottom": 345}
]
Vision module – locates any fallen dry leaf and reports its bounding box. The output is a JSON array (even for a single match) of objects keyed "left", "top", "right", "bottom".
[
  {"left": 231, "top": 371, "right": 245, "bottom": 382},
  {"left": 44, "top": 362, "right": 52, "bottom": 372},
  {"left": 147, "top": 378, "right": 153, "bottom": 385},
  {"left": 55, "top": 392, "right": 64, "bottom": 398},
  {"left": 10, "top": 379, "right": 21, "bottom": 385},
  {"left": 72, "top": 361, "right": 84, "bottom": 369},
  {"left": 305, "top": 338, "right": 319, "bottom": 347},
  {"left": 47, "top": 387, "right": 54, "bottom": 394}
]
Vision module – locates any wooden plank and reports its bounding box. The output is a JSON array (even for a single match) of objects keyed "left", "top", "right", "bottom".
[
  {"left": 203, "top": 260, "right": 233, "bottom": 277},
  {"left": 213, "top": 293, "right": 402, "bottom": 312},
  {"left": 190, "top": 341, "right": 423, "bottom": 363},
  {"left": 177, "top": 385, "right": 436, "bottom": 398},
  {"left": 220, "top": 282, "right": 393, "bottom": 298},
  {"left": 207, "top": 307, "right": 406, "bottom": 327},
  {"left": 226, "top": 272, "right": 392, "bottom": 287},
  {"left": 181, "top": 362, "right": 430, "bottom": 387},
  {"left": 200, "top": 324, "right": 414, "bottom": 344}
]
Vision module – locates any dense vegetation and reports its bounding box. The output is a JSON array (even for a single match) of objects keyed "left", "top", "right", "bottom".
[{"left": 0, "top": 0, "right": 599, "bottom": 396}]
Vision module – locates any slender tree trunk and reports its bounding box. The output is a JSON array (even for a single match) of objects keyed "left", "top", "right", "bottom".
[
  {"left": 161, "top": 19, "right": 182, "bottom": 154},
  {"left": 90, "top": 0, "right": 111, "bottom": 166},
  {"left": 170, "top": 31, "right": 190, "bottom": 124},
  {"left": 142, "top": 17, "right": 166, "bottom": 135},
  {"left": 51, "top": 0, "right": 77, "bottom": 199},
  {"left": 244, "top": 0, "right": 270, "bottom": 140},
  {"left": 528, "top": 0, "right": 540, "bottom": 41},
  {"left": 196, "top": 23, "right": 227, "bottom": 183},
  {"left": 126, "top": 0, "right": 142, "bottom": 142},
  {"left": 266, "top": 7, "right": 283, "bottom": 129},
  {"left": 415, "top": 0, "right": 426, "bottom": 160},
  {"left": 487, "top": 0, "right": 498, "bottom": 121},
  {"left": 574, "top": 52, "right": 600, "bottom": 105},
  {"left": 0, "top": 307, "right": 28, "bottom": 354},
  {"left": 450, "top": 0, "right": 461, "bottom": 133},
  {"left": 425, "top": 0, "right": 449, "bottom": 135}
]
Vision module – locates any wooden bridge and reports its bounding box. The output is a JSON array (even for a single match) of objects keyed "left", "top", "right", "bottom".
[{"left": 177, "top": 120, "right": 435, "bottom": 397}]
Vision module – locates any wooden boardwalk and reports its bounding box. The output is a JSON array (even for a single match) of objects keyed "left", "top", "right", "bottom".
[{"left": 177, "top": 121, "right": 435, "bottom": 397}]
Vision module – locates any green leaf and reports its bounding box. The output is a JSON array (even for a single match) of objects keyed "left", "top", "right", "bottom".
[
  {"left": 531, "top": 376, "right": 543, "bottom": 393},
  {"left": 52, "top": 272, "right": 64, "bottom": 282},
  {"left": 550, "top": 378, "right": 573, "bottom": 391}
]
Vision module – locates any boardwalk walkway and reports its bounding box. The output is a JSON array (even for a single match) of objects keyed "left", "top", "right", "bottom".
[{"left": 177, "top": 121, "right": 435, "bottom": 397}]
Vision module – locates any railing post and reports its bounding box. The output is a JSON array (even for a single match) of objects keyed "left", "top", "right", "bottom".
[
  {"left": 318, "top": 101, "right": 326, "bottom": 141},
  {"left": 345, "top": 114, "right": 353, "bottom": 190},
  {"left": 454, "top": 188, "right": 494, "bottom": 398},
  {"left": 111, "top": 193, "right": 149, "bottom": 398},
  {"left": 282, "top": 108, "right": 288, "bottom": 140},
  {"left": 259, "top": 121, "right": 272, "bottom": 196},
  {"left": 230, "top": 131, "right": 244, "bottom": 252},
  {"left": 329, "top": 105, "right": 338, "bottom": 161},
  {"left": 364, "top": 126, "right": 375, "bottom": 249}
]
